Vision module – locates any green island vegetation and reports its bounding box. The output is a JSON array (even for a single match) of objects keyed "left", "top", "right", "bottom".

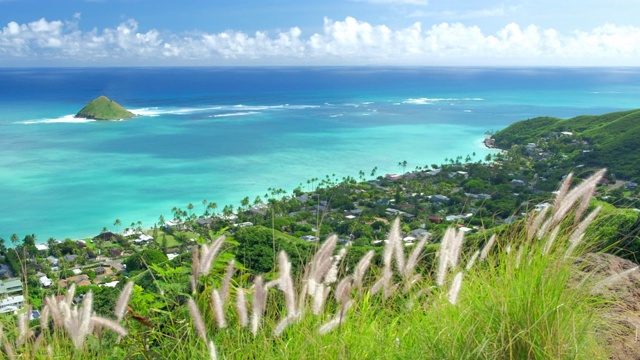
[
  {"left": 75, "top": 96, "right": 135, "bottom": 120},
  {"left": 0, "top": 108, "right": 639, "bottom": 359}
]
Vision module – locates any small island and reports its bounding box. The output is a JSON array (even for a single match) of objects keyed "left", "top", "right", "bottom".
[{"left": 75, "top": 95, "right": 135, "bottom": 120}]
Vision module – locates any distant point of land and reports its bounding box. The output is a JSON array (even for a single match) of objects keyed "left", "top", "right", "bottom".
[{"left": 75, "top": 96, "right": 135, "bottom": 120}]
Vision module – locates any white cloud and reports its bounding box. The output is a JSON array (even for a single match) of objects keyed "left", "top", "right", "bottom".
[{"left": 1, "top": 16, "right": 640, "bottom": 65}]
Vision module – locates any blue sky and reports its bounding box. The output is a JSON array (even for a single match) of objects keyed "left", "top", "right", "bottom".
[{"left": 1, "top": 0, "right": 639, "bottom": 66}]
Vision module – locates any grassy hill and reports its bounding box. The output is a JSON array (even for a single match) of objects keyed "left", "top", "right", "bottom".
[
  {"left": 493, "top": 109, "right": 640, "bottom": 180},
  {"left": 75, "top": 95, "right": 135, "bottom": 120}
]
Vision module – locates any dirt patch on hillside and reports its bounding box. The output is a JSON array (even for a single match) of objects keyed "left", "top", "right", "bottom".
[{"left": 577, "top": 253, "right": 640, "bottom": 359}]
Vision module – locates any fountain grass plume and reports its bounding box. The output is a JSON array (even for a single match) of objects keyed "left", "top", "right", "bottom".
[
  {"left": 211, "top": 289, "right": 227, "bottom": 329},
  {"left": 277, "top": 251, "right": 297, "bottom": 318},
  {"left": 91, "top": 316, "right": 128, "bottom": 337},
  {"left": 465, "top": 250, "right": 480, "bottom": 271},
  {"left": 352, "top": 250, "right": 374, "bottom": 291},
  {"left": 324, "top": 247, "right": 346, "bottom": 285},
  {"left": 236, "top": 287, "right": 248, "bottom": 327},
  {"left": 188, "top": 297, "right": 207, "bottom": 341},
  {"left": 436, "top": 228, "right": 455, "bottom": 286},
  {"left": 220, "top": 260, "right": 235, "bottom": 304},
  {"left": 479, "top": 234, "right": 496, "bottom": 261},
  {"left": 335, "top": 275, "right": 353, "bottom": 304},
  {"left": 115, "top": 281, "right": 134, "bottom": 322},
  {"left": 17, "top": 305, "right": 31, "bottom": 346},
  {"left": 404, "top": 234, "right": 428, "bottom": 279},
  {"left": 306, "top": 235, "right": 338, "bottom": 296},
  {"left": 447, "top": 272, "right": 463, "bottom": 305},
  {"left": 200, "top": 235, "right": 226, "bottom": 276},
  {"left": 251, "top": 276, "right": 266, "bottom": 336},
  {"left": 550, "top": 169, "right": 606, "bottom": 230}
]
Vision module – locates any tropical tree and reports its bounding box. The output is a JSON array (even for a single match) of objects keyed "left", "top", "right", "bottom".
[
  {"left": 10, "top": 233, "right": 19, "bottom": 247},
  {"left": 187, "top": 203, "right": 194, "bottom": 217},
  {"left": 114, "top": 219, "right": 122, "bottom": 233},
  {"left": 207, "top": 202, "right": 218, "bottom": 215},
  {"left": 240, "top": 196, "right": 250, "bottom": 211}
]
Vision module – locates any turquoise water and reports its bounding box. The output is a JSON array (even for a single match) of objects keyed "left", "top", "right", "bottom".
[{"left": 1, "top": 67, "right": 639, "bottom": 242}]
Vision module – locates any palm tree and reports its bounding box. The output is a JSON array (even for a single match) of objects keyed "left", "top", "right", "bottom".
[
  {"left": 114, "top": 219, "right": 122, "bottom": 233},
  {"left": 158, "top": 214, "right": 165, "bottom": 227},
  {"left": 240, "top": 196, "right": 250, "bottom": 211},
  {"left": 207, "top": 202, "right": 218, "bottom": 215},
  {"left": 10, "top": 233, "right": 19, "bottom": 247},
  {"left": 187, "top": 203, "right": 194, "bottom": 217},
  {"left": 201, "top": 199, "right": 208, "bottom": 215}
]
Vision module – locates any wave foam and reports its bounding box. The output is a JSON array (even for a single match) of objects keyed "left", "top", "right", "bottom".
[
  {"left": 403, "top": 97, "right": 484, "bottom": 105},
  {"left": 212, "top": 111, "right": 261, "bottom": 118},
  {"left": 19, "top": 115, "right": 96, "bottom": 124}
]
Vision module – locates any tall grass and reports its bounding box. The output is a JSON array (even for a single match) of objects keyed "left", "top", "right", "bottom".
[{"left": 0, "top": 170, "right": 619, "bottom": 359}]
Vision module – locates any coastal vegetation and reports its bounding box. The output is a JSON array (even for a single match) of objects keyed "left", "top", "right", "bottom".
[
  {"left": 0, "top": 170, "right": 632, "bottom": 359},
  {"left": 1, "top": 108, "right": 640, "bottom": 358},
  {"left": 75, "top": 96, "right": 135, "bottom": 120},
  {"left": 493, "top": 109, "right": 640, "bottom": 179}
]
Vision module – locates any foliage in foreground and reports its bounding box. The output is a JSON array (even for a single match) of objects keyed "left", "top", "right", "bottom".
[{"left": 1, "top": 169, "right": 627, "bottom": 359}]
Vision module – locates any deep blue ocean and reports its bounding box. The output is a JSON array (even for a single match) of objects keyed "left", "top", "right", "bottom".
[{"left": 1, "top": 67, "right": 639, "bottom": 242}]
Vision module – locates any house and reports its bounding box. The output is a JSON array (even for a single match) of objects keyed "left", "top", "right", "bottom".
[
  {"left": 71, "top": 268, "right": 83, "bottom": 275},
  {"left": 511, "top": 179, "right": 525, "bottom": 186},
  {"left": 410, "top": 229, "right": 431, "bottom": 238},
  {"left": 46, "top": 256, "right": 59, "bottom": 266},
  {"left": 296, "top": 194, "right": 310, "bottom": 203},
  {"left": 344, "top": 214, "right": 356, "bottom": 220},
  {"left": 94, "top": 267, "right": 108, "bottom": 276},
  {"left": 237, "top": 222, "right": 253, "bottom": 228},
  {"left": 534, "top": 202, "right": 551, "bottom": 212},
  {"left": 76, "top": 279, "right": 92, "bottom": 287},
  {"left": 626, "top": 182, "right": 638, "bottom": 190},
  {"left": 35, "top": 244, "right": 49, "bottom": 252},
  {"left": 300, "top": 235, "right": 319, "bottom": 242},
  {"left": 0, "top": 264, "right": 9, "bottom": 278},
  {"left": 63, "top": 254, "right": 78, "bottom": 263},
  {"left": 403, "top": 236, "right": 417, "bottom": 243},
  {"left": 0, "top": 295, "right": 24, "bottom": 313},
  {"left": 0, "top": 279, "right": 22, "bottom": 295},
  {"left": 385, "top": 174, "right": 402, "bottom": 181},
  {"left": 428, "top": 216, "right": 443, "bottom": 224},
  {"left": 101, "top": 281, "right": 120, "bottom": 288},
  {"left": 59, "top": 274, "right": 90, "bottom": 288},
  {"left": 504, "top": 216, "right": 519, "bottom": 224},
  {"left": 196, "top": 217, "right": 214, "bottom": 227},
  {"left": 430, "top": 195, "right": 450, "bottom": 203},
  {"left": 39, "top": 276, "right": 53, "bottom": 288}
]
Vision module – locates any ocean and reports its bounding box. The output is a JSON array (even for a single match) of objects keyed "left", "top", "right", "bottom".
[{"left": 1, "top": 67, "right": 639, "bottom": 242}]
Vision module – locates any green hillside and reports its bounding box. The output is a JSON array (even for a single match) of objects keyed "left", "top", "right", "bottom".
[
  {"left": 493, "top": 109, "right": 640, "bottom": 179},
  {"left": 75, "top": 95, "right": 135, "bottom": 120}
]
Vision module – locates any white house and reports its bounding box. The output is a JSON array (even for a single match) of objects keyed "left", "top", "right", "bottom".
[
  {"left": 35, "top": 244, "right": 49, "bottom": 252},
  {"left": 39, "top": 276, "right": 52, "bottom": 288},
  {"left": 0, "top": 295, "right": 24, "bottom": 313}
]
